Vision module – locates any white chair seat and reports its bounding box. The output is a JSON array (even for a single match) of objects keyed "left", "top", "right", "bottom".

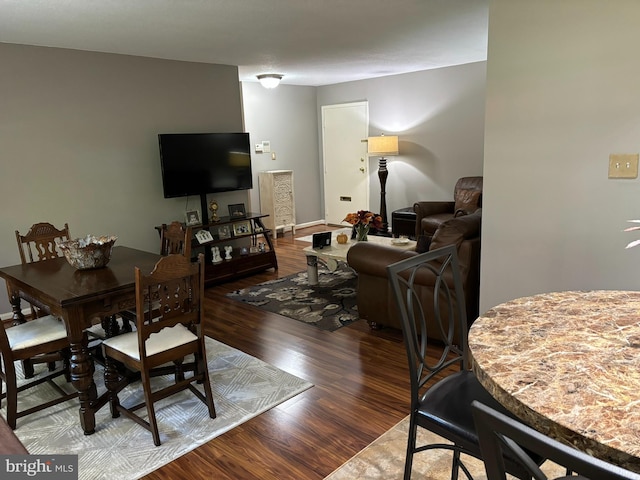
[
  {"left": 7, "top": 315, "right": 68, "bottom": 351},
  {"left": 102, "top": 323, "right": 197, "bottom": 361}
]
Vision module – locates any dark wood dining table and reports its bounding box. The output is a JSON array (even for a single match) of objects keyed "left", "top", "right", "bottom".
[
  {"left": 468, "top": 290, "right": 640, "bottom": 473},
  {"left": 0, "top": 246, "right": 161, "bottom": 435}
]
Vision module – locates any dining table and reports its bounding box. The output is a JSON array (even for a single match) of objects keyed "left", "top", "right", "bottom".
[
  {"left": 467, "top": 290, "right": 640, "bottom": 473},
  {"left": 0, "top": 246, "right": 162, "bottom": 435}
]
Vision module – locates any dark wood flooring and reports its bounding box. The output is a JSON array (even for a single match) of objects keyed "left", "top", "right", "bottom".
[{"left": 143, "top": 225, "right": 414, "bottom": 480}]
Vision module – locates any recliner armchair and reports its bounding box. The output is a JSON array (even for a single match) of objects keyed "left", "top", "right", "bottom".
[{"left": 414, "top": 176, "right": 482, "bottom": 250}]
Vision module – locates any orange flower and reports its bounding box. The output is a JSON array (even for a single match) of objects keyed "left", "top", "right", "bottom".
[{"left": 343, "top": 210, "right": 383, "bottom": 229}]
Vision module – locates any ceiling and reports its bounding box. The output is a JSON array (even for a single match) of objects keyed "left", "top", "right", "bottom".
[{"left": 0, "top": 0, "right": 489, "bottom": 87}]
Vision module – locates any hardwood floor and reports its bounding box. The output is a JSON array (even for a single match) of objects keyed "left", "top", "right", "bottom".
[{"left": 143, "top": 225, "right": 413, "bottom": 480}]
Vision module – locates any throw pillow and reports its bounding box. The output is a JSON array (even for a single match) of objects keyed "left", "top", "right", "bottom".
[{"left": 454, "top": 189, "right": 481, "bottom": 217}]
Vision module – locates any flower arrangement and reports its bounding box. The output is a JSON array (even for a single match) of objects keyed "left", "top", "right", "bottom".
[
  {"left": 343, "top": 210, "right": 383, "bottom": 241},
  {"left": 625, "top": 220, "right": 640, "bottom": 248}
]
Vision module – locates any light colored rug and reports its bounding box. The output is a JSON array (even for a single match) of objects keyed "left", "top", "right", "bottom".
[
  {"left": 324, "top": 416, "right": 566, "bottom": 480},
  {"left": 5, "top": 337, "right": 313, "bottom": 480},
  {"left": 296, "top": 227, "right": 352, "bottom": 243}
]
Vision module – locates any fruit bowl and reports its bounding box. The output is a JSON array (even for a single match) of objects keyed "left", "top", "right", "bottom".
[{"left": 57, "top": 235, "right": 118, "bottom": 270}]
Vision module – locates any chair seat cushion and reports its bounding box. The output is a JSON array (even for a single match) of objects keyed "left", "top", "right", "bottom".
[
  {"left": 7, "top": 315, "right": 68, "bottom": 350},
  {"left": 418, "top": 369, "right": 542, "bottom": 467},
  {"left": 102, "top": 323, "right": 197, "bottom": 360}
]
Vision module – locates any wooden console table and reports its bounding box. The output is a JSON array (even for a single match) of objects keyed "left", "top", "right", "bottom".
[{"left": 160, "top": 212, "right": 278, "bottom": 286}]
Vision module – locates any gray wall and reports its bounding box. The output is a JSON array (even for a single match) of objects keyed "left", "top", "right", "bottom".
[
  {"left": 241, "top": 82, "right": 322, "bottom": 225},
  {"left": 481, "top": 0, "right": 640, "bottom": 312},
  {"left": 317, "top": 62, "right": 486, "bottom": 217},
  {"left": 0, "top": 43, "right": 246, "bottom": 313}
]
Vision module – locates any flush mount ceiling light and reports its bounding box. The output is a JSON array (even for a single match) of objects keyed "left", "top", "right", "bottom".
[{"left": 257, "top": 74, "right": 283, "bottom": 89}]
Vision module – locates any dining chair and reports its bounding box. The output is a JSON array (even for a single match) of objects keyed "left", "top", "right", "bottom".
[
  {"left": 471, "top": 400, "right": 640, "bottom": 480},
  {"left": 15, "top": 222, "right": 71, "bottom": 378},
  {"left": 387, "top": 245, "right": 543, "bottom": 480},
  {"left": 101, "top": 253, "right": 216, "bottom": 446},
  {"left": 117, "top": 221, "right": 193, "bottom": 332},
  {"left": 0, "top": 316, "right": 78, "bottom": 429},
  {"left": 160, "top": 221, "right": 192, "bottom": 257}
]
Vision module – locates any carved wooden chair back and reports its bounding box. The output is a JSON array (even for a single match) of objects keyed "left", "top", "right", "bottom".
[
  {"left": 15, "top": 222, "right": 70, "bottom": 265},
  {"left": 14, "top": 222, "right": 71, "bottom": 376},
  {"left": 159, "top": 221, "right": 192, "bottom": 257}
]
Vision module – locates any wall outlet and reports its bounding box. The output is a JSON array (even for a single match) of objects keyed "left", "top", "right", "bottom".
[{"left": 609, "top": 153, "right": 639, "bottom": 179}]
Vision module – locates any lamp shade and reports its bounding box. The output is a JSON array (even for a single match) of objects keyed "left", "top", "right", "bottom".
[
  {"left": 257, "top": 74, "right": 283, "bottom": 89},
  {"left": 367, "top": 135, "right": 399, "bottom": 156}
]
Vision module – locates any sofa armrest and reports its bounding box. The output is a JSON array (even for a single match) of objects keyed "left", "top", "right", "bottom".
[{"left": 347, "top": 242, "right": 417, "bottom": 278}]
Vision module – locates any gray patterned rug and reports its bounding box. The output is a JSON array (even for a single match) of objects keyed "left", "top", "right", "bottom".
[
  {"left": 226, "top": 264, "right": 359, "bottom": 331},
  {"left": 5, "top": 337, "right": 312, "bottom": 480}
]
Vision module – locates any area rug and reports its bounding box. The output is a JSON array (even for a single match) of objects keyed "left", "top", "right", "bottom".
[
  {"left": 324, "top": 416, "right": 566, "bottom": 480},
  {"left": 226, "top": 264, "right": 359, "bottom": 331},
  {"left": 5, "top": 337, "right": 313, "bottom": 480}
]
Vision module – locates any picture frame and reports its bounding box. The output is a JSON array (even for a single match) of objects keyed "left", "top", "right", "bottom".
[
  {"left": 195, "top": 229, "right": 214, "bottom": 244},
  {"left": 228, "top": 203, "right": 246, "bottom": 219},
  {"left": 232, "top": 220, "right": 252, "bottom": 236},
  {"left": 218, "top": 225, "right": 231, "bottom": 240},
  {"left": 185, "top": 210, "right": 201, "bottom": 226}
]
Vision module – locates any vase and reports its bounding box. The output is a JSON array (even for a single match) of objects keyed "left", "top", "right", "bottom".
[{"left": 355, "top": 224, "right": 369, "bottom": 241}]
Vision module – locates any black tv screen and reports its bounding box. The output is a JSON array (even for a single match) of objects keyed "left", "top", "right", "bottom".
[{"left": 159, "top": 132, "right": 253, "bottom": 198}]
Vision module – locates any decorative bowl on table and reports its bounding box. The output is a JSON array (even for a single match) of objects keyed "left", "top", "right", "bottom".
[{"left": 57, "top": 235, "right": 118, "bottom": 270}]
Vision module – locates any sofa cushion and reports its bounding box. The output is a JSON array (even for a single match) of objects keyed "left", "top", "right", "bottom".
[
  {"left": 430, "top": 210, "right": 481, "bottom": 251},
  {"left": 454, "top": 189, "right": 481, "bottom": 217}
]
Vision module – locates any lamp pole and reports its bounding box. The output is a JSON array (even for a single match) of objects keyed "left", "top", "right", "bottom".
[{"left": 378, "top": 157, "right": 389, "bottom": 235}]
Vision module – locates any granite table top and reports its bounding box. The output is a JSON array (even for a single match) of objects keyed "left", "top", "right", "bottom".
[{"left": 468, "top": 290, "right": 640, "bottom": 473}]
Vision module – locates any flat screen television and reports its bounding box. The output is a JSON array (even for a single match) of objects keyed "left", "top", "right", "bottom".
[{"left": 158, "top": 132, "right": 253, "bottom": 198}]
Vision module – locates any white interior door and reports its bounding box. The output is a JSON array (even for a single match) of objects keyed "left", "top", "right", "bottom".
[{"left": 322, "top": 102, "right": 369, "bottom": 226}]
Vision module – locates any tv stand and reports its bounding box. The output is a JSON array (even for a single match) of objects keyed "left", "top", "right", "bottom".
[{"left": 185, "top": 212, "right": 278, "bottom": 285}]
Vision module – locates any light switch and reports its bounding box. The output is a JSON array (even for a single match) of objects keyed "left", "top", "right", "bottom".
[{"left": 608, "top": 154, "right": 639, "bottom": 179}]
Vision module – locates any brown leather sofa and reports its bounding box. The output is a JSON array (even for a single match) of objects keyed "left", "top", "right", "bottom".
[{"left": 347, "top": 209, "right": 481, "bottom": 339}]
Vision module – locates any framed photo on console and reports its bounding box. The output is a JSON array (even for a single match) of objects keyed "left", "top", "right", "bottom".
[
  {"left": 218, "top": 225, "right": 231, "bottom": 240},
  {"left": 232, "top": 220, "right": 252, "bottom": 236},
  {"left": 228, "top": 203, "right": 246, "bottom": 219},
  {"left": 185, "top": 210, "right": 201, "bottom": 226}
]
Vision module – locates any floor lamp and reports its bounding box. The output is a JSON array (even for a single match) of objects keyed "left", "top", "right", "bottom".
[{"left": 367, "top": 134, "right": 399, "bottom": 235}]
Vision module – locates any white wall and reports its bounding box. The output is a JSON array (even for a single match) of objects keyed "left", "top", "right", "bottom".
[
  {"left": 481, "top": 0, "right": 640, "bottom": 312},
  {"left": 0, "top": 43, "right": 245, "bottom": 313},
  {"left": 317, "top": 63, "right": 486, "bottom": 216}
]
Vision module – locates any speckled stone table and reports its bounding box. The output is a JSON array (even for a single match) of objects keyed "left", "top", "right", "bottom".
[{"left": 468, "top": 290, "right": 640, "bottom": 473}]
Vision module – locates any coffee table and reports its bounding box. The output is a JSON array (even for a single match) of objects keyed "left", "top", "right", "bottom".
[{"left": 303, "top": 235, "right": 416, "bottom": 285}]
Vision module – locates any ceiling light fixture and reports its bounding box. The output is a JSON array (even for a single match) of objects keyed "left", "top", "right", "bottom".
[{"left": 257, "top": 74, "right": 283, "bottom": 89}]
